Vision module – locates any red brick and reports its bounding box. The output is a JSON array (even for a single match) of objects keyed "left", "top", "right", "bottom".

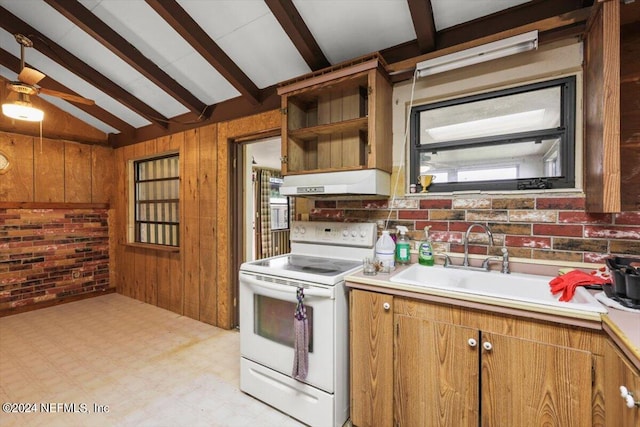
[
  {"left": 585, "top": 225, "right": 640, "bottom": 240},
  {"left": 584, "top": 253, "right": 610, "bottom": 264},
  {"left": 615, "top": 212, "right": 640, "bottom": 225},
  {"left": 505, "top": 236, "right": 551, "bottom": 249},
  {"left": 533, "top": 224, "right": 583, "bottom": 237},
  {"left": 558, "top": 212, "right": 612, "bottom": 224},
  {"left": 419, "top": 199, "right": 452, "bottom": 209},
  {"left": 363, "top": 199, "right": 390, "bottom": 209},
  {"left": 415, "top": 221, "right": 448, "bottom": 232},
  {"left": 313, "top": 200, "right": 336, "bottom": 210},
  {"left": 430, "top": 231, "right": 463, "bottom": 244},
  {"left": 309, "top": 209, "right": 345, "bottom": 220},
  {"left": 536, "top": 197, "right": 585, "bottom": 210},
  {"left": 398, "top": 210, "right": 429, "bottom": 220}
]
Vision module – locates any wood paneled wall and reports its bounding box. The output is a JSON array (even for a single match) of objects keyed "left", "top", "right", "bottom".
[
  {"left": 111, "top": 110, "right": 280, "bottom": 329},
  {"left": 0, "top": 132, "right": 113, "bottom": 204}
]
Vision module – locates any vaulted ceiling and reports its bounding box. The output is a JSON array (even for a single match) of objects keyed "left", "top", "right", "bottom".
[{"left": 0, "top": 0, "right": 595, "bottom": 147}]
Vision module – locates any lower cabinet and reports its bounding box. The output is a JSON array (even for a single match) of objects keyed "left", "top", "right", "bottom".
[
  {"left": 349, "top": 287, "right": 606, "bottom": 426},
  {"left": 604, "top": 340, "right": 640, "bottom": 426},
  {"left": 350, "top": 289, "right": 394, "bottom": 427}
]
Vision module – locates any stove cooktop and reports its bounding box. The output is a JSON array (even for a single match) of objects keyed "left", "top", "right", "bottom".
[{"left": 247, "top": 254, "right": 361, "bottom": 278}]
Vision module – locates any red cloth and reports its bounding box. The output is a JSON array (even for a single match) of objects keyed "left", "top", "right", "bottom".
[{"left": 549, "top": 269, "right": 610, "bottom": 302}]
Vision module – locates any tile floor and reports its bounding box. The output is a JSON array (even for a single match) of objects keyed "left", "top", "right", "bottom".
[{"left": 0, "top": 294, "right": 305, "bottom": 427}]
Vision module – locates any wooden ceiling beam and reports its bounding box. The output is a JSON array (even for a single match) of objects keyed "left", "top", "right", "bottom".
[
  {"left": 0, "top": 47, "right": 136, "bottom": 136},
  {"left": 145, "top": 0, "right": 262, "bottom": 106},
  {"left": 44, "top": 0, "right": 209, "bottom": 118},
  {"left": 265, "top": 0, "right": 330, "bottom": 70},
  {"left": 407, "top": 0, "right": 436, "bottom": 53},
  {"left": 110, "top": 86, "right": 281, "bottom": 147},
  {"left": 0, "top": 6, "right": 169, "bottom": 131}
]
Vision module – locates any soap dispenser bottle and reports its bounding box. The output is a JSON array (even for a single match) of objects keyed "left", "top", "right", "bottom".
[
  {"left": 418, "top": 226, "right": 434, "bottom": 266},
  {"left": 395, "top": 226, "right": 411, "bottom": 265}
]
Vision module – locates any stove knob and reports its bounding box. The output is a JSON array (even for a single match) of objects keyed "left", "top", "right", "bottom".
[
  {"left": 360, "top": 230, "right": 367, "bottom": 238},
  {"left": 293, "top": 226, "right": 300, "bottom": 234},
  {"left": 351, "top": 230, "right": 357, "bottom": 237},
  {"left": 299, "top": 226, "right": 306, "bottom": 234},
  {"left": 342, "top": 229, "right": 349, "bottom": 237}
]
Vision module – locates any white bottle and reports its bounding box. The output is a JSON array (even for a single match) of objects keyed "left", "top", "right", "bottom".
[{"left": 375, "top": 230, "right": 396, "bottom": 273}]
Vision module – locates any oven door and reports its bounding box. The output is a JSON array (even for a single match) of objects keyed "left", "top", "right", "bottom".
[{"left": 239, "top": 272, "right": 335, "bottom": 392}]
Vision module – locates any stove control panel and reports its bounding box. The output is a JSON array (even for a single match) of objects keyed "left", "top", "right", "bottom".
[{"left": 290, "top": 221, "right": 376, "bottom": 248}]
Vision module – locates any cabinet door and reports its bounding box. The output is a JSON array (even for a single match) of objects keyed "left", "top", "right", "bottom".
[
  {"left": 350, "top": 289, "right": 394, "bottom": 427},
  {"left": 395, "top": 315, "right": 479, "bottom": 427},
  {"left": 604, "top": 341, "right": 640, "bottom": 426},
  {"left": 480, "top": 332, "right": 593, "bottom": 426}
]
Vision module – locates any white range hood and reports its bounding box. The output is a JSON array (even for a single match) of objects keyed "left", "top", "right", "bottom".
[{"left": 280, "top": 169, "right": 390, "bottom": 196}]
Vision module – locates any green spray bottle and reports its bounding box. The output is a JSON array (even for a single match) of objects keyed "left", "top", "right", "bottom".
[
  {"left": 395, "top": 226, "right": 411, "bottom": 265},
  {"left": 418, "top": 226, "right": 434, "bottom": 266}
]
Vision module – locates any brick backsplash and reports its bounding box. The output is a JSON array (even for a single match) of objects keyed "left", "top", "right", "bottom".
[
  {"left": 309, "top": 195, "right": 640, "bottom": 264},
  {"left": 0, "top": 208, "right": 110, "bottom": 311}
]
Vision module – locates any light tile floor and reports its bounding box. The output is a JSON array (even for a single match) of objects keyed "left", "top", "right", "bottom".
[{"left": 0, "top": 294, "right": 305, "bottom": 427}]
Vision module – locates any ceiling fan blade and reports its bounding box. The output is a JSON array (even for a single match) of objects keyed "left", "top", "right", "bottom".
[
  {"left": 38, "top": 87, "right": 95, "bottom": 105},
  {"left": 18, "top": 67, "right": 46, "bottom": 86}
]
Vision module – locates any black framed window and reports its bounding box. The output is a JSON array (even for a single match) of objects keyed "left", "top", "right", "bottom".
[
  {"left": 410, "top": 76, "right": 576, "bottom": 192},
  {"left": 134, "top": 154, "right": 179, "bottom": 247}
]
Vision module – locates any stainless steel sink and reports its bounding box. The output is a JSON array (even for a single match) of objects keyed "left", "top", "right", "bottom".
[{"left": 389, "top": 264, "right": 607, "bottom": 314}]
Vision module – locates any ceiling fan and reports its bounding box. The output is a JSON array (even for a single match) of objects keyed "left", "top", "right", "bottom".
[{"left": 3, "top": 33, "right": 94, "bottom": 121}]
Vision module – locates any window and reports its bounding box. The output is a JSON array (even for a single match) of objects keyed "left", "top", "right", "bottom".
[
  {"left": 133, "top": 154, "right": 179, "bottom": 247},
  {"left": 410, "top": 76, "right": 576, "bottom": 192}
]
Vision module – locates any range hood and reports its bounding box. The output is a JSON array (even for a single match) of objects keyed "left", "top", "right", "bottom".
[{"left": 280, "top": 169, "right": 390, "bottom": 196}]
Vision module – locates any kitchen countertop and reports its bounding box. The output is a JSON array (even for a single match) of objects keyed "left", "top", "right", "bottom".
[{"left": 346, "top": 266, "right": 640, "bottom": 370}]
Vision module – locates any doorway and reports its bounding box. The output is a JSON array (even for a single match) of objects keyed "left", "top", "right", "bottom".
[{"left": 231, "top": 135, "right": 292, "bottom": 326}]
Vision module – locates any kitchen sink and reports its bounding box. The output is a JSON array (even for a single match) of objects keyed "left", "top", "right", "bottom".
[{"left": 389, "top": 264, "right": 607, "bottom": 314}]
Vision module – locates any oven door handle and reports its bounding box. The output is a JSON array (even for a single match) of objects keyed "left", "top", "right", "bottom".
[{"left": 240, "top": 274, "right": 334, "bottom": 299}]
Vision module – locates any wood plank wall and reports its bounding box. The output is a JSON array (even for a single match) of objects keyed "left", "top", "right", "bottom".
[
  {"left": 112, "top": 110, "right": 280, "bottom": 329},
  {"left": 0, "top": 131, "right": 113, "bottom": 204}
]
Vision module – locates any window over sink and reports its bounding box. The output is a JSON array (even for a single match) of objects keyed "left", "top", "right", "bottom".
[{"left": 409, "top": 76, "right": 576, "bottom": 192}]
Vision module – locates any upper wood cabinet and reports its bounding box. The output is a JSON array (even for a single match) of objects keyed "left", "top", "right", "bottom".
[
  {"left": 584, "top": 0, "right": 640, "bottom": 212},
  {"left": 277, "top": 54, "right": 392, "bottom": 176}
]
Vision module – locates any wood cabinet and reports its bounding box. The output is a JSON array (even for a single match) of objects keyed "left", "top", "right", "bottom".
[
  {"left": 349, "top": 287, "right": 606, "bottom": 426},
  {"left": 584, "top": 0, "right": 640, "bottom": 212},
  {"left": 277, "top": 54, "right": 392, "bottom": 175},
  {"left": 350, "top": 289, "right": 394, "bottom": 427},
  {"left": 604, "top": 341, "right": 640, "bottom": 426}
]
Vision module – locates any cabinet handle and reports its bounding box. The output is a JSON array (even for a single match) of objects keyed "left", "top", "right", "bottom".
[
  {"left": 467, "top": 338, "right": 477, "bottom": 348},
  {"left": 383, "top": 302, "right": 390, "bottom": 311},
  {"left": 482, "top": 341, "right": 493, "bottom": 351},
  {"left": 620, "top": 386, "right": 640, "bottom": 409}
]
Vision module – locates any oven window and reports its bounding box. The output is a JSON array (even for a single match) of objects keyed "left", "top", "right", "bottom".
[{"left": 254, "top": 294, "right": 314, "bottom": 352}]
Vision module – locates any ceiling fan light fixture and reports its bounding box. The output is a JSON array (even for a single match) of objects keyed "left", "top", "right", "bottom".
[{"left": 2, "top": 97, "right": 44, "bottom": 122}]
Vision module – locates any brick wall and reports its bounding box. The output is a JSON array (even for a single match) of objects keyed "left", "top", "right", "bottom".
[
  {"left": 310, "top": 195, "right": 640, "bottom": 264},
  {"left": 0, "top": 208, "right": 110, "bottom": 311}
]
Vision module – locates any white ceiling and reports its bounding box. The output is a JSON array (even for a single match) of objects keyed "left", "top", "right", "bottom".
[{"left": 0, "top": 0, "right": 548, "bottom": 142}]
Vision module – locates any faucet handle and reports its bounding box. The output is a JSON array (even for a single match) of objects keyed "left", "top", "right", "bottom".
[
  {"left": 436, "top": 253, "right": 452, "bottom": 267},
  {"left": 481, "top": 256, "right": 500, "bottom": 271}
]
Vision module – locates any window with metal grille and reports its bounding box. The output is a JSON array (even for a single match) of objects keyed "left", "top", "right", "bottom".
[
  {"left": 133, "top": 154, "right": 179, "bottom": 247},
  {"left": 409, "top": 76, "right": 576, "bottom": 192}
]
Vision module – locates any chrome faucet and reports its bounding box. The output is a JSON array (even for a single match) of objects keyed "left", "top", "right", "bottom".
[{"left": 463, "top": 223, "right": 493, "bottom": 267}]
